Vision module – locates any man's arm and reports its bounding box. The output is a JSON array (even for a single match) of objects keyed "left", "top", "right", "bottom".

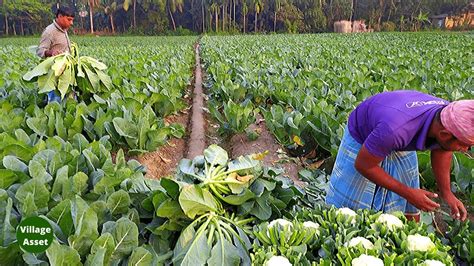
[
  {"left": 431, "top": 149, "right": 467, "bottom": 221},
  {"left": 355, "top": 144, "right": 440, "bottom": 212},
  {"left": 37, "top": 31, "right": 52, "bottom": 58}
]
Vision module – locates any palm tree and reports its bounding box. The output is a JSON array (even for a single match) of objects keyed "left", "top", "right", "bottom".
[
  {"left": 253, "top": 0, "right": 263, "bottom": 32},
  {"left": 210, "top": 1, "right": 220, "bottom": 32},
  {"left": 168, "top": 0, "right": 184, "bottom": 31},
  {"left": 80, "top": 0, "right": 100, "bottom": 33},
  {"left": 272, "top": 0, "right": 285, "bottom": 32},
  {"left": 102, "top": 0, "right": 123, "bottom": 33},
  {"left": 241, "top": 0, "right": 248, "bottom": 33}
]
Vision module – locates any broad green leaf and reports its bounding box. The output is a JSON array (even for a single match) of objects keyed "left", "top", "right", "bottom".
[
  {"left": 23, "top": 56, "right": 55, "bottom": 81},
  {"left": 1, "top": 198, "right": 16, "bottom": 246},
  {"left": 178, "top": 185, "right": 222, "bottom": 219},
  {"left": 160, "top": 178, "right": 180, "bottom": 200},
  {"left": 106, "top": 190, "right": 131, "bottom": 216},
  {"left": 128, "top": 247, "right": 154, "bottom": 266},
  {"left": 47, "top": 199, "right": 73, "bottom": 237},
  {"left": 156, "top": 198, "right": 184, "bottom": 218},
  {"left": 111, "top": 217, "right": 139, "bottom": 261},
  {"left": 85, "top": 233, "right": 115, "bottom": 266},
  {"left": 204, "top": 145, "right": 228, "bottom": 166},
  {"left": 0, "top": 169, "right": 19, "bottom": 189},
  {"left": 113, "top": 117, "right": 138, "bottom": 139},
  {"left": 46, "top": 240, "right": 82, "bottom": 266},
  {"left": 15, "top": 179, "right": 50, "bottom": 214},
  {"left": 178, "top": 228, "right": 211, "bottom": 266},
  {"left": 207, "top": 238, "right": 241, "bottom": 266},
  {"left": 3, "top": 155, "right": 28, "bottom": 173}
]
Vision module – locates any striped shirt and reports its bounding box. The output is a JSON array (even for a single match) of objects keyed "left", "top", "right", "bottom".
[{"left": 36, "top": 20, "right": 71, "bottom": 58}]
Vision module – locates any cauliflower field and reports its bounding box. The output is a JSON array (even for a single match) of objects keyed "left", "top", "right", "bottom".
[{"left": 0, "top": 33, "right": 473, "bottom": 265}]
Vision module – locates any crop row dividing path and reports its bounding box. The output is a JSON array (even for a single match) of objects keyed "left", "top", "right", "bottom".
[{"left": 186, "top": 43, "right": 207, "bottom": 158}]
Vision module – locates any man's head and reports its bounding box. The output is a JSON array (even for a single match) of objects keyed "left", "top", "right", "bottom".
[
  {"left": 55, "top": 6, "right": 75, "bottom": 30},
  {"left": 434, "top": 100, "right": 473, "bottom": 152}
]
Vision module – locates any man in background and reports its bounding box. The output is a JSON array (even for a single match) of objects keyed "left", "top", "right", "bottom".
[{"left": 37, "top": 6, "right": 75, "bottom": 102}]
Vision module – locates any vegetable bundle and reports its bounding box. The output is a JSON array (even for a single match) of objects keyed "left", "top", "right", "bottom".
[{"left": 23, "top": 43, "right": 112, "bottom": 99}]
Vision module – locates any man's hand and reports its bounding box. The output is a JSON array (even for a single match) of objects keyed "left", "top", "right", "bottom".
[
  {"left": 442, "top": 192, "right": 467, "bottom": 221},
  {"left": 405, "top": 188, "right": 440, "bottom": 212},
  {"left": 45, "top": 49, "right": 61, "bottom": 57}
]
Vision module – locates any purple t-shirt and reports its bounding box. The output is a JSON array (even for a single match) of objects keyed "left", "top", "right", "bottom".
[{"left": 348, "top": 90, "right": 449, "bottom": 158}]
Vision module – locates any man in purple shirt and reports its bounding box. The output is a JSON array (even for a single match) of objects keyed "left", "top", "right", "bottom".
[{"left": 326, "top": 90, "right": 473, "bottom": 222}]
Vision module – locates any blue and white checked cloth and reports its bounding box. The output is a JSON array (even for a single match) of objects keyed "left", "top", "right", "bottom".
[{"left": 326, "top": 126, "right": 420, "bottom": 215}]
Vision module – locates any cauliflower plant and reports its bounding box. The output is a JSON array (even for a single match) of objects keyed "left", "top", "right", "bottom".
[
  {"left": 268, "top": 219, "right": 293, "bottom": 229},
  {"left": 303, "top": 221, "right": 320, "bottom": 230},
  {"left": 376, "top": 213, "right": 404, "bottom": 231},
  {"left": 336, "top": 207, "right": 357, "bottom": 224},
  {"left": 351, "top": 254, "right": 383, "bottom": 266},
  {"left": 265, "top": 255, "right": 292, "bottom": 266},
  {"left": 345, "top": 236, "right": 374, "bottom": 249},
  {"left": 419, "top": 260, "right": 445, "bottom": 266},
  {"left": 406, "top": 234, "right": 435, "bottom": 252}
]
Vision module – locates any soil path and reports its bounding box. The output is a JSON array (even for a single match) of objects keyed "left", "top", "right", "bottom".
[{"left": 186, "top": 43, "right": 207, "bottom": 159}]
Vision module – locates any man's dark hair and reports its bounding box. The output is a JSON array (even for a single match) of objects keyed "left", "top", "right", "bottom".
[{"left": 56, "top": 6, "right": 75, "bottom": 18}]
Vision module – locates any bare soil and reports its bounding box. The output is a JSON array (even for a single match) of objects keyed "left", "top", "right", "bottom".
[
  {"left": 230, "top": 114, "right": 305, "bottom": 187},
  {"left": 130, "top": 110, "right": 190, "bottom": 179}
]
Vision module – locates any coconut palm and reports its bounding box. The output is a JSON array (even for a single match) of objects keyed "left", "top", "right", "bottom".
[{"left": 252, "top": 0, "right": 263, "bottom": 32}]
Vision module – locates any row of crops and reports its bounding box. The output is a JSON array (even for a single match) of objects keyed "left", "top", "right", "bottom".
[
  {"left": 0, "top": 33, "right": 473, "bottom": 265},
  {"left": 200, "top": 32, "right": 474, "bottom": 204},
  {"left": 199, "top": 32, "right": 474, "bottom": 265}
]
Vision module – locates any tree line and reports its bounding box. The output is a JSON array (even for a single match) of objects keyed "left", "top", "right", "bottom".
[{"left": 0, "top": 0, "right": 470, "bottom": 36}]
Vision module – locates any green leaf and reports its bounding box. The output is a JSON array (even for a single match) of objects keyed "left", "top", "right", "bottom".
[
  {"left": 204, "top": 145, "right": 228, "bottom": 166},
  {"left": 156, "top": 198, "right": 184, "bottom": 218},
  {"left": 26, "top": 117, "right": 48, "bottom": 137},
  {"left": 0, "top": 169, "right": 19, "bottom": 189},
  {"left": 85, "top": 233, "right": 115, "bottom": 266},
  {"left": 71, "top": 172, "right": 88, "bottom": 195},
  {"left": 1, "top": 198, "right": 17, "bottom": 246},
  {"left": 207, "top": 238, "right": 241, "bottom": 266},
  {"left": 106, "top": 190, "right": 131, "bottom": 216},
  {"left": 178, "top": 185, "right": 222, "bottom": 219},
  {"left": 57, "top": 63, "right": 73, "bottom": 99},
  {"left": 3, "top": 155, "right": 28, "bottom": 173},
  {"left": 15, "top": 179, "right": 50, "bottom": 214},
  {"left": 179, "top": 227, "right": 211, "bottom": 266},
  {"left": 23, "top": 56, "right": 55, "bottom": 81},
  {"left": 47, "top": 199, "right": 74, "bottom": 237},
  {"left": 37, "top": 69, "right": 57, "bottom": 93},
  {"left": 46, "top": 240, "right": 82, "bottom": 266},
  {"left": 128, "top": 247, "right": 154, "bottom": 266},
  {"left": 90, "top": 201, "right": 108, "bottom": 226},
  {"left": 113, "top": 117, "right": 138, "bottom": 139},
  {"left": 111, "top": 218, "right": 139, "bottom": 261},
  {"left": 68, "top": 196, "right": 99, "bottom": 257},
  {"left": 29, "top": 160, "right": 53, "bottom": 183},
  {"left": 161, "top": 178, "right": 180, "bottom": 200},
  {"left": 221, "top": 188, "right": 255, "bottom": 205}
]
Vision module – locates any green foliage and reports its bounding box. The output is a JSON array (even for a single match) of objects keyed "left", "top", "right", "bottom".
[{"left": 23, "top": 43, "right": 113, "bottom": 100}]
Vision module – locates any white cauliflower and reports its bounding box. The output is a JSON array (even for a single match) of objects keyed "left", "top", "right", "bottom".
[
  {"left": 268, "top": 219, "right": 293, "bottom": 229},
  {"left": 351, "top": 254, "right": 383, "bottom": 266},
  {"left": 376, "top": 213, "right": 404, "bottom": 231},
  {"left": 303, "top": 221, "right": 320, "bottom": 230},
  {"left": 419, "top": 260, "right": 445, "bottom": 266},
  {"left": 406, "top": 234, "right": 435, "bottom": 252},
  {"left": 346, "top": 237, "right": 374, "bottom": 249},
  {"left": 336, "top": 207, "right": 357, "bottom": 224},
  {"left": 266, "top": 256, "right": 292, "bottom": 266}
]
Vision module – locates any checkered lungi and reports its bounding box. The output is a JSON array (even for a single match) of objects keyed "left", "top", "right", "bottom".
[{"left": 325, "top": 127, "right": 420, "bottom": 215}]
